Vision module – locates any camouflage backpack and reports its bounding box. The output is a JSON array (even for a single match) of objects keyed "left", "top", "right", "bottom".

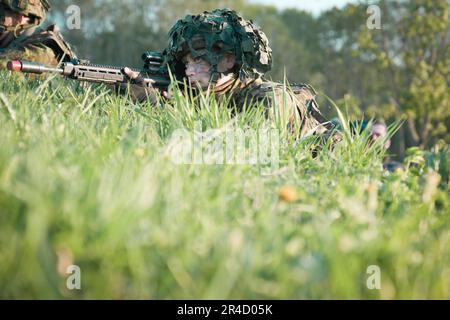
[{"left": 163, "top": 8, "right": 272, "bottom": 82}]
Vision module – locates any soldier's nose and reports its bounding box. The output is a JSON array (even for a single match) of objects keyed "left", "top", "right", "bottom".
[{"left": 185, "top": 66, "right": 196, "bottom": 77}]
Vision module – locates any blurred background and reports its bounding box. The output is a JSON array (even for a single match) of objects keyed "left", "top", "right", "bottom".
[{"left": 48, "top": 0, "right": 449, "bottom": 160}]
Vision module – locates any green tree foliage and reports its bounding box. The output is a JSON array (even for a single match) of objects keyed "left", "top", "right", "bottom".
[{"left": 356, "top": 0, "right": 449, "bottom": 150}]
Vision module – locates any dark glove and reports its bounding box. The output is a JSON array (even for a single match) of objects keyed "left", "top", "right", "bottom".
[{"left": 116, "top": 67, "right": 159, "bottom": 104}]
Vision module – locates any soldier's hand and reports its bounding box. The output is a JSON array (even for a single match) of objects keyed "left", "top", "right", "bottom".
[
  {"left": 116, "top": 67, "right": 158, "bottom": 104},
  {"left": 122, "top": 67, "right": 155, "bottom": 87},
  {"left": 123, "top": 67, "right": 172, "bottom": 102}
]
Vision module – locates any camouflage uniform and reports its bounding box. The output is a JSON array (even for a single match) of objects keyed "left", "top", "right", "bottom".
[
  {"left": 161, "top": 9, "right": 333, "bottom": 139},
  {"left": 0, "top": 0, "right": 76, "bottom": 69}
]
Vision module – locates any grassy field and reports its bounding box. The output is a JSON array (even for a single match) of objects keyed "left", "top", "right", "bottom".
[{"left": 0, "top": 71, "right": 449, "bottom": 299}]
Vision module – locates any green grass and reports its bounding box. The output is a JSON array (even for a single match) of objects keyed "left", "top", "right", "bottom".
[{"left": 0, "top": 71, "right": 449, "bottom": 299}]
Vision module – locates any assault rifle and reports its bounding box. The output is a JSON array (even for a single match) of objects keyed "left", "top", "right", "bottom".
[{"left": 7, "top": 51, "right": 171, "bottom": 90}]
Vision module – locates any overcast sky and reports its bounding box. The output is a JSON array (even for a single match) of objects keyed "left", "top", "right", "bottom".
[{"left": 248, "top": 0, "right": 362, "bottom": 14}]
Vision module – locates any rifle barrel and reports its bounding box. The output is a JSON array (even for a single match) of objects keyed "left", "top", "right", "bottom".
[{"left": 7, "top": 60, "right": 64, "bottom": 75}]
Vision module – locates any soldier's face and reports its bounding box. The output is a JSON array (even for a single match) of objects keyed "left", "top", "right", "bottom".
[
  {"left": 183, "top": 53, "right": 212, "bottom": 89},
  {"left": 182, "top": 52, "right": 237, "bottom": 89},
  {"left": 371, "top": 124, "right": 386, "bottom": 140},
  {"left": 370, "top": 123, "right": 391, "bottom": 149},
  {"left": 0, "top": 8, "right": 31, "bottom": 35}
]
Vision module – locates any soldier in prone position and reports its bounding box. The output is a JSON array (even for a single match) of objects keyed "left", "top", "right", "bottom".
[
  {"left": 123, "top": 8, "right": 337, "bottom": 142},
  {"left": 0, "top": 0, "right": 76, "bottom": 69}
]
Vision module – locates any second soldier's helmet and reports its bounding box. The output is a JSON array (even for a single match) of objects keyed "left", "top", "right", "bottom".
[
  {"left": 1, "top": 0, "right": 50, "bottom": 31},
  {"left": 163, "top": 8, "right": 272, "bottom": 82}
]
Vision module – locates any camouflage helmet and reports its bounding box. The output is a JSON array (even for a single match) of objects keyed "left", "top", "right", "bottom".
[
  {"left": 1, "top": 0, "right": 50, "bottom": 31},
  {"left": 163, "top": 8, "right": 272, "bottom": 82}
]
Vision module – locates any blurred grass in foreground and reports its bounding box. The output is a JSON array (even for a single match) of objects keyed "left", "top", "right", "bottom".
[{"left": 0, "top": 71, "right": 449, "bottom": 299}]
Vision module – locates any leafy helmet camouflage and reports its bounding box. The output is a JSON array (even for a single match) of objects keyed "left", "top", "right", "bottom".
[
  {"left": 0, "top": 0, "right": 50, "bottom": 32},
  {"left": 163, "top": 8, "right": 272, "bottom": 82}
]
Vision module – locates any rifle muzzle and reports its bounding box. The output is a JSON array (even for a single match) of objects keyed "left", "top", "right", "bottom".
[
  {"left": 7, "top": 60, "right": 63, "bottom": 74},
  {"left": 6, "top": 61, "right": 23, "bottom": 72}
]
